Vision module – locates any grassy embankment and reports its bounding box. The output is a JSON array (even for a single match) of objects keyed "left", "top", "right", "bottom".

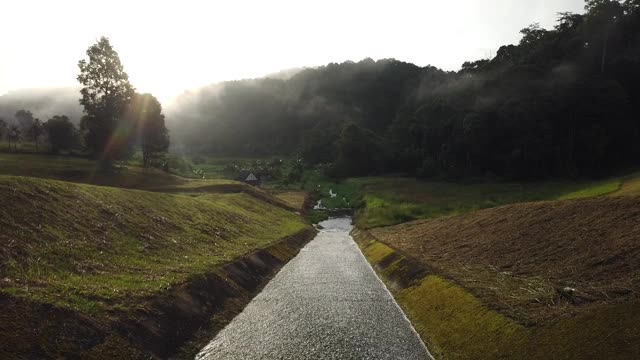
[
  {"left": 0, "top": 153, "right": 313, "bottom": 358},
  {"left": 352, "top": 172, "right": 640, "bottom": 359},
  {"left": 0, "top": 153, "right": 233, "bottom": 189},
  {"left": 0, "top": 153, "right": 297, "bottom": 210},
  {"left": 357, "top": 231, "right": 639, "bottom": 360},
  {"left": 0, "top": 175, "right": 307, "bottom": 313}
]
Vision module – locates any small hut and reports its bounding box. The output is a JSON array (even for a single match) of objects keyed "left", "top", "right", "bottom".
[{"left": 244, "top": 172, "right": 260, "bottom": 186}]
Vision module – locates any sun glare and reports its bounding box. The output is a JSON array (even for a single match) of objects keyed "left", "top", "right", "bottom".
[{"left": 1, "top": 0, "right": 587, "bottom": 103}]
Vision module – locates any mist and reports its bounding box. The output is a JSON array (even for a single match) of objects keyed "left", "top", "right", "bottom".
[{"left": 0, "top": 87, "right": 82, "bottom": 124}]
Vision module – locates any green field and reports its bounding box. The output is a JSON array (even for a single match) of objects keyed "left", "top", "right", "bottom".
[
  {"left": 300, "top": 171, "right": 640, "bottom": 228},
  {"left": 0, "top": 152, "right": 191, "bottom": 187},
  {"left": 167, "top": 154, "right": 279, "bottom": 180}
]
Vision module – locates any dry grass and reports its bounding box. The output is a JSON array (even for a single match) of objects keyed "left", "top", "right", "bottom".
[
  {"left": 371, "top": 196, "right": 640, "bottom": 324},
  {"left": 356, "top": 233, "right": 640, "bottom": 360},
  {"left": 273, "top": 191, "right": 309, "bottom": 211}
]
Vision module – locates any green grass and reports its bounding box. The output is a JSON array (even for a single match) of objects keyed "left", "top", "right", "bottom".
[
  {"left": 169, "top": 154, "right": 279, "bottom": 179},
  {"left": 0, "top": 153, "right": 190, "bottom": 188},
  {"left": 613, "top": 171, "right": 640, "bottom": 197},
  {"left": 300, "top": 170, "right": 362, "bottom": 209},
  {"left": 295, "top": 172, "right": 631, "bottom": 228},
  {"left": 0, "top": 175, "right": 308, "bottom": 315},
  {"left": 323, "top": 174, "right": 636, "bottom": 229},
  {"left": 267, "top": 166, "right": 640, "bottom": 228},
  {"left": 0, "top": 153, "right": 269, "bottom": 196},
  {"left": 556, "top": 178, "right": 622, "bottom": 200}
]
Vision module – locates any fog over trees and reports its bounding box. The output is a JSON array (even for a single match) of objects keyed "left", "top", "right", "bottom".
[
  {"left": 1, "top": 0, "right": 638, "bottom": 180},
  {"left": 166, "top": 0, "right": 640, "bottom": 179},
  {"left": 0, "top": 88, "right": 82, "bottom": 123}
]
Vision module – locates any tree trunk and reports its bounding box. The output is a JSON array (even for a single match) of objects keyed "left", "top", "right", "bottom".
[
  {"left": 601, "top": 28, "right": 609, "bottom": 74},
  {"left": 567, "top": 112, "right": 577, "bottom": 177}
]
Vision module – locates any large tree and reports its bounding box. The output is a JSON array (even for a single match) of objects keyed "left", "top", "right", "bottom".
[
  {"left": 44, "top": 115, "right": 78, "bottom": 154},
  {"left": 26, "top": 119, "right": 44, "bottom": 152},
  {"left": 7, "top": 125, "right": 20, "bottom": 152},
  {"left": 77, "top": 37, "right": 135, "bottom": 166},
  {"left": 126, "top": 93, "right": 170, "bottom": 167},
  {"left": 14, "top": 109, "right": 34, "bottom": 135},
  {"left": 0, "top": 118, "right": 7, "bottom": 142}
]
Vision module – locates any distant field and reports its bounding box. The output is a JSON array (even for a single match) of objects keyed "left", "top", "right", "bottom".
[
  {"left": 0, "top": 153, "right": 299, "bottom": 214},
  {"left": 170, "top": 154, "right": 277, "bottom": 179},
  {"left": 0, "top": 152, "right": 242, "bottom": 191},
  {"left": 302, "top": 171, "right": 640, "bottom": 228},
  {"left": 355, "top": 175, "right": 635, "bottom": 228},
  {"left": 0, "top": 153, "right": 190, "bottom": 188}
]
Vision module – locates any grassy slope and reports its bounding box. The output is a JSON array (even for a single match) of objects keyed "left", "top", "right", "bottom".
[
  {"left": 0, "top": 153, "right": 191, "bottom": 188},
  {"left": 360, "top": 195, "right": 640, "bottom": 360},
  {"left": 0, "top": 153, "right": 298, "bottom": 210},
  {"left": 273, "top": 191, "right": 309, "bottom": 212},
  {"left": 0, "top": 175, "right": 308, "bottom": 315},
  {"left": 358, "top": 237, "right": 640, "bottom": 360}
]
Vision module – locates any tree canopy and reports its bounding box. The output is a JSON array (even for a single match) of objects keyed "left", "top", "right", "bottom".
[
  {"left": 76, "top": 37, "right": 169, "bottom": 166},
  {"left": 77, "top": 37, "right": 135, "bottom": 165},
  {"left": 125, "top": 93, "right": 170, "bottom": 167},
  {"left": 44, "top": 115, "right": 78, "bottom": 154}
]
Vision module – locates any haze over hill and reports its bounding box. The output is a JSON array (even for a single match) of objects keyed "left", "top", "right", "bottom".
[
  {"left": 4, "top": 0, "right": 640, "bottom": 183},
  {"left": 165, "top": 0, "right": 640, "bottom": 181},
  {"left": 1, "top": 0, "right": 586, "bottom": 101},
  {"left": 0, "top": 88, "right": 82, "bottom": 123}
]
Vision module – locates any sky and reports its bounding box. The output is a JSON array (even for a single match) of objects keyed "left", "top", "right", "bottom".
[{"left": 0, "top": 0, "right": 587, "bottom": 104}]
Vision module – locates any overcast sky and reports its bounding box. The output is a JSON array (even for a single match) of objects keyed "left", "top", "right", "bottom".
[{"left": 1, "top": 0, "right": 586, "bottom": 103}]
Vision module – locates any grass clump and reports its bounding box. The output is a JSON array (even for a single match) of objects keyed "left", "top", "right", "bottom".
[
  {"left": 397, "top": 275, "right": 640, "bottom": 360},
  {"left": 399, "top": 276, "right": 526, "bottom": 360}
]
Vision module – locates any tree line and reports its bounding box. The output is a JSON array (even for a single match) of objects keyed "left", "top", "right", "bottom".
[
  {"left": 0, "top": 110, "right": 79, "bottom": 153},
  {"left": 172, "top": 0, "right": 640, "bottom": 179},
  {"left": 0, "top": 37, "right": 170, "bottom": 169}
]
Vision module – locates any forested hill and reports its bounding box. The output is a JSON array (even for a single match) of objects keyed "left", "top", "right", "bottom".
[
  {"left": 168, "top": 60, "right": 450, "bottom": 162},
  {"left": 174, "top": 0, "right": 640, "bottom": 179}
]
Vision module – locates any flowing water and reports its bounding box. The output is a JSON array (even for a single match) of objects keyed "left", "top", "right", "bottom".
[{"left": 196, "top": 217, "right": 432, "bottom": 359}]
